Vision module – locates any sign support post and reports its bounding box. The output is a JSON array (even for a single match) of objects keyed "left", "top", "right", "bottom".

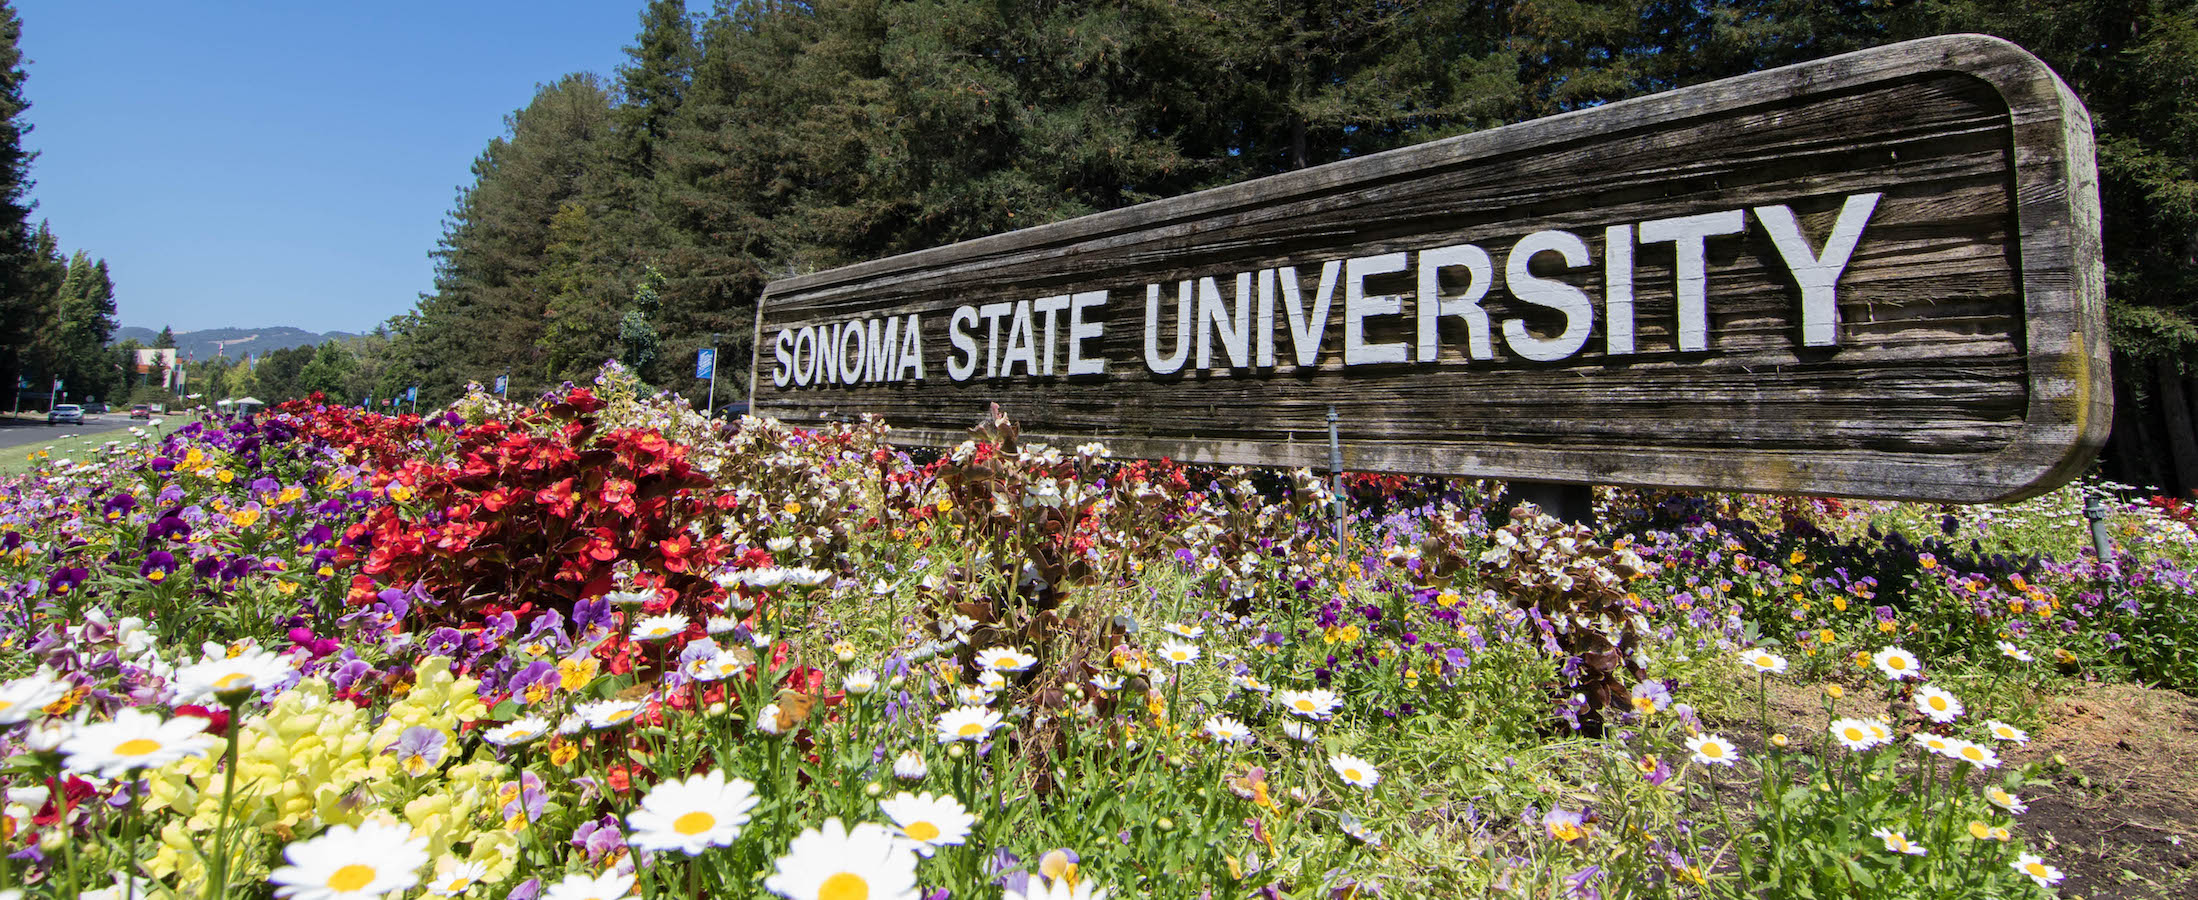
[
  {"left": 699, "top": 335, "right": 719, "bottom": 418},
  {"left": 1326, "top": 407, "right": 1346, "bottom": 549}
]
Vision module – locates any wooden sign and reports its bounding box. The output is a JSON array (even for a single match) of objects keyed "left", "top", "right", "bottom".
[{"left": 750, "top": 34, "right": 2108, "bottom": 503}]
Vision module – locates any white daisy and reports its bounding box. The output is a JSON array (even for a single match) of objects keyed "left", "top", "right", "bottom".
[
  {"left": 1156, "top": 639, "right": 1200, "bottom": 666},
  {"left": 629, "top": 614, "right": 688, "bottom": 641},
  {"left": 2010, "top": 853, "right": 2063, "bottom": 889},
  {"left": 1948, "top": 739, "right": 2000, "bottom": 769},
  {"left": 627, "top": 769, "right": 760, "bottom": 855},
  {"left": 1276, "top": 688, "right": 1342, "bottom": 720},
  {"left": 540, "top": 870, "right": 636, "bottom": 900},
  {"left": 954, "top": 685, "right": 995, "bottom": 706},
  {"left": 1202, "top": 716, "right": 1251, "bottom": 744},
  {"left": 1089, "top": 673, "right": 1124, "bottom": 692},
  {"left": 935, "top": 705, "right": 1004, "bottom": 744},
  {"left": 1985, "top": 720, "right": 2029, "bottom": 744},
  {"left": 0, "top": 672, "right": 68, "bottom": 724},
  {"left": 1910, "top": 732, "right": 1960, "bottom": 760},
  {"left": 172, "top": 647, "right": 293, "bottom": 704},
  {"left": 1871, "top": 647, "right": 1922, "bottom": 681},
  {"left": 268, "top": 820, "right": 430, "bottom": 900},
  {"left": 844, "top": 670, "right": 879, "bottom": 696},
  {"left": 1739, "top": 649, "right": 1788, "bottom": 675},
  {"left": 878, "top": 791, "right": 975, "bottom": 857},
  {"left": 482, "top": 716, "right": 552, "bottom": 747},
  {"left": 1829, "top": 718, "right": 1889, "bottom": 751},
  {"left": 974, "top": 647, "right": 1037, "bottom": 673},
  {"left": 1328, "top": 753, "right": 1381, "bottom": 789},
  {"left": 763, "top": 817, "right": 920, "bottom": 900},
  {"left": 1913, "top": 684, "right": 1964, "bottom": 723},
  {"left": 424, "top": 860, "right": 489, "bottom": 897},
  {"left": 893, "top": 749, "right": 928, "bottom": 781},
  {"left": 574, "top": 699, "right": 645, "bottom": 730},
  {"left": 1685, "top": 734, "right": 1739, "bottom": 767},
  {"left": 1985, "top": 786, "right": 2028, "bottom": 814},
  {"left": 1280, "top": 720, "right": 1319, "bottom": 744},
  {"left": 1870, "top": 827, "right": 1925, "bottom": 856},
  {"left": 60, "top": 707, "right": 216, "bottom": 777},
  {"left": 1161, "top": 623, "right": 1205, "bottom": 640},
  {"left": 1996, "top": 641, "right": 2033, "bottom": 663}
]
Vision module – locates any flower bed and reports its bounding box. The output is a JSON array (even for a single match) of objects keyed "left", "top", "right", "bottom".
[{"left": 2, "top": 365, "right": 2193, "bottom": 899}]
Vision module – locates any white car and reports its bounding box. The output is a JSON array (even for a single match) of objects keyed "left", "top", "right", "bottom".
[{"left": 47, "top": 404, "right": 84, "bottom": 425}]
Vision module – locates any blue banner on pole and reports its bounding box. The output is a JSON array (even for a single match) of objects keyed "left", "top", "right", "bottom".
[
  {"left": 695, "top": 348, "right": 716, "bottom": 380},
  {"left": 494, "top": 375, "right": 508, "bottom": 395},
  {"left": 406, "top": 386, "right": 419, "bottom": 402}
]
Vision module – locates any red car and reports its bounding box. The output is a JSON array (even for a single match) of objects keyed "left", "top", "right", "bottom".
[{"left": 130, "top": 404, "right": 151, "bottom": 419}]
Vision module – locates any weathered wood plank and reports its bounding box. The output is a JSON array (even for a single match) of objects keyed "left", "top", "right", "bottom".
[{"left": 750, "top": 35, "right": 2108, "bottom": 503}]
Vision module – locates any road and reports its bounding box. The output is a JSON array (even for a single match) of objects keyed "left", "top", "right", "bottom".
[{"left": 0, "top": 414, "right": 151, "bottom": 451}]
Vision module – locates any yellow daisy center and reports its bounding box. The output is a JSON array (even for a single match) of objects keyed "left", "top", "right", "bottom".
[
  {"left": 1344, "top": 768, "right": 1364, "bottom": 781},
  {"left": 1962, "top": 746, "right": 1986, "bottom": 761},
  {"left": 1702, "top": 743, "right": 1725, "bottom": 758},
  {"left": 327, "top": 863, "right": 378, "bottom": 892},
  {"left": 1968, "top": 821, "right": 1991, "bottom": 839},
  {"left": 674, "top": 811, "right": 716, "bottom": 836},
  {"left": 1294, "top": 699, "right": 1315, "bottom": 711},
  {"left": 905, "top": 820, "right": 941, "bottom": 841},
  {"left": 215, "top": 672, "right": 251, "bottom": 690},
  {"left": 1888, "top": 657, "right": 1908, "bottom": 670},
  {"left": 1928, "top": 696, "right": 1947, "bottom": 710},
  {"left": 608, "top": 709, "right": 635, "bottom": 723},
  {"left": 0, "top": 700, "right": 15, "bottom": 711},
  {"left": 2023, "top": 862, "right": 2048, "bottom": 877},
  {"left": 819, "top": 872, "right": 869, "bottom": 900},
  {"left": 114, "top": 738, "right": 162, "bottom": 757},
  {"left": 1171, "top": 651, "right": 1188, "bottom": 661},
  {"left": 958, "top": 722, "right": 983, "bottom": 737},
  {"left": 1842, "top": 727, "right": 1865, "bottom": 741}
]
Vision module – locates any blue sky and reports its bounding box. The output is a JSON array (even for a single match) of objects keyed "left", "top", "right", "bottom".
[{"left": 17, "top": 0, "right": 677, "bottom": 335}]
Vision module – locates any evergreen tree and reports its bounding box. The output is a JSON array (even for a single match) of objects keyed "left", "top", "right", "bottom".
[{"left": 0, "top": 1, "right": 36, "bottom": 400}]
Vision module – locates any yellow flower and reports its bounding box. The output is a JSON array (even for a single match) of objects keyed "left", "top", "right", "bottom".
[
  {"left": 558, "top": 657, "right": 599, "bottom": 692},
  {"left": 784, "top": 501, "right": 803, "bottom": 515},
  {"left": 389, "top": 483, "right": 414, "bottom": 502},
  {"left": 1789, "top": 551, "right": 1807, "bottom": 565}
]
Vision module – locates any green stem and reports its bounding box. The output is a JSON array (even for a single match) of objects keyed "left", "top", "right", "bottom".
[{"left": 206, "top": 709, "right": 243, "bottom": 900}]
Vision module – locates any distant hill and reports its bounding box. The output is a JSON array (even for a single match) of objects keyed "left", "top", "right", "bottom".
[{"left": 111, "top": 326, "right": 363, "bottom": 361}]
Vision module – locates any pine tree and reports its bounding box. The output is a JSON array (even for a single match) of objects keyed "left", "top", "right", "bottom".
[{"left": 0, "top": 1, "right": 37, "bottom": 401}]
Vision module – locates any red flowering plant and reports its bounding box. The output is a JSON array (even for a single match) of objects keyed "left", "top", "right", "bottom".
[{"left": 331, "top": 385, "right": 731, "bottom": 629}]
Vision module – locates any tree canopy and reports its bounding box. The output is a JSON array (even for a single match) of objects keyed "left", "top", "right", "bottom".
[{"left": 355, "top": 0, "right": 2198, "bottom": 496}]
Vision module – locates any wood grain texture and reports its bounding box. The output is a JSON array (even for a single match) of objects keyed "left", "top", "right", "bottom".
[{"left": 751, "top": 34, "right": 2109, "bottom": 504}]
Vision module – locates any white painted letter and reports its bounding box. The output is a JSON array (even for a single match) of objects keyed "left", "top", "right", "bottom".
[
  {"left": 1033, "top": 294, "right": 1071, "bottom": 375},
  {"left": 866, "top": 317, "right": 900, "bottom": 382},
  {"left": 1639, "top": 209, "right": 1745, "bottom": 353},
  {"left": 1605, "top": 224, "right": 1635, "bottom": 356},
  {"left": 1502, "top": 230, "right": 1595, "bottom": 362},
  {"left": 1415, "top": 244, "right": 1494, "bottom": 362},
  {"left": 1281, "top": 261, "right": 1340, "bottom": 368},
  {"left": 1197, "top": 272, "right": 1252, "bottom": 370},
  {"left": 772, "top": 329, "right": 793, "bottom": 387},
  {"left": 946, "top": 306, "right": 980, "bottom": 382},
  {"left": 1000, "top": 300, "right": 1038, "bottom": 377},
  {"left": 1344, "top": 253, "right": 1410, "bottom": 366},
  {"left": 792, "top": 326, "right": 817, "bottom": 386},
  {"left": 838, "top": 319, "right": 866, "bottom": 384},
  {"left": 897, "top": 314, "right": 925, "bottom": 381},
  {"left": 1754, "top": 192, "right": 1880, "bottom": 348},
  {"left": 1143, "top": 282, "right": 1191, "bottom": 374},
  {"left": 1066, "top": 291, "right": 1108, "bottom": 376},
  {"left": 976, "top": 302, "right": 1012, "bottom": 378},
  {"left": 816, "top": 322, "right": 841, "bottom": 385},
  {"left": 1255, "top": 269, "right": 1276, "bottom": 367}
]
